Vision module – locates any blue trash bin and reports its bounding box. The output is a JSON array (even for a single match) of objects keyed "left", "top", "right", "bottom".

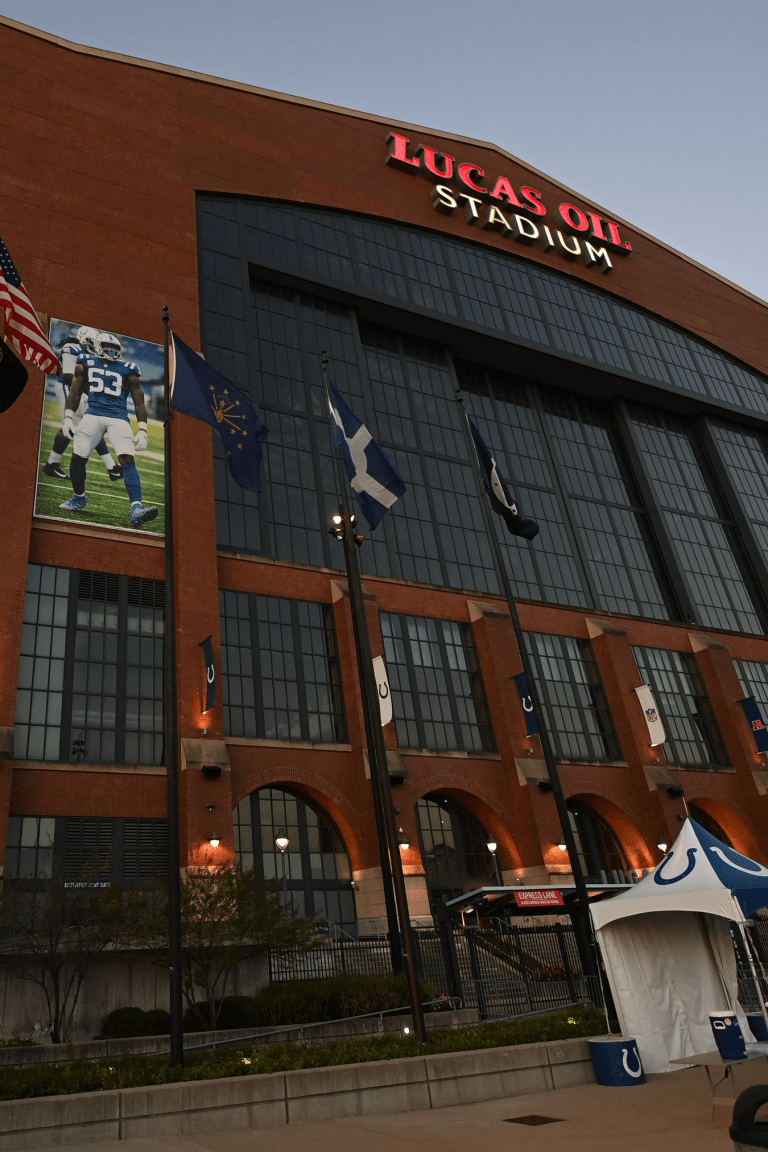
[
  {"left": 588, "top": 1036, "right": 646, "bottom": 1086},
  {"left": 709, "top": 1011, "right": 747, "bottom": 1060}
]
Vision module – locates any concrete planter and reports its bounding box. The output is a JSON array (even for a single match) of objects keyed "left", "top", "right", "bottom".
[
  {"left": 0, "top": 1009, "right": 478, "bottom": 1068},
  {"left": 0, "top": 1035, "right": 597, "bottom": 1149}
]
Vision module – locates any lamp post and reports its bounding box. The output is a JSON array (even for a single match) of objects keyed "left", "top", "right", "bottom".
[
  {"left": 275, "top": 831, "right": 290, "bottom": 903},
  {"left": 486, "top": 839, "right": 501, "bottom": 885}
]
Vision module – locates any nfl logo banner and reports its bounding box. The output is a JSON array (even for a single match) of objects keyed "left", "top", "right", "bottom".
[
  {"left": 739, "top": 697, "right": 768, "bottom": 754},
  {"left": 634, "top": 684, "right": 666, "bottom": 747},
  {"left": 513, "top": 672, "right": 539, "bottom": 736}
]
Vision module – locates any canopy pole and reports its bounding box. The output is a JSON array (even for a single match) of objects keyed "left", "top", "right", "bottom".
[{"left": 740, "top": 922, "right": 768, "bottom": 1037}]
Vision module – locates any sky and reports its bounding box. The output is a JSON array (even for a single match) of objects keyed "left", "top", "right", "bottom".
[{"left": 5, "top": 0, "right": 768, "bottom": 301}]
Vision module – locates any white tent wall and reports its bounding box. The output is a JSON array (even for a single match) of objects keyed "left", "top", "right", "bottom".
[{"left": 597, "top": 911, "right": 747, "bottom": 1073}]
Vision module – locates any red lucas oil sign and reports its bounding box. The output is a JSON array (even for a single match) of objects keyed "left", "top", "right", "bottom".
[
  {"left": 514, "top": 889, "right": 565, "bottom": 908},
  {"left": 386, "top": 132, "right": 632, "bottom": 275}
]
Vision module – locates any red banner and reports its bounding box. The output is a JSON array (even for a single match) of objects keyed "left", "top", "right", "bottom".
[{"left": 513, "top": 889, "right": 564, "bottom": 908}]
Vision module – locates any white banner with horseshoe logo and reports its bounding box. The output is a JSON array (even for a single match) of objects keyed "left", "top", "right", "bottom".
[{"left": 373, "top": 655, "right": 392, "bottom": 726}]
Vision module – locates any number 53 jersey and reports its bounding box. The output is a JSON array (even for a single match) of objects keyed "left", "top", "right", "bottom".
[{"left": 77, "top": 354, "right": 141, "bottom": 418}]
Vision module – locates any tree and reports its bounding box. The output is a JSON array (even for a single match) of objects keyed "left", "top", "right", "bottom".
[
  {"left": 127, "top": 862, "right": 317, "bottom": 1032},
  {"left": 0, "top": 880, "right": 127, "bottom": 1044}
]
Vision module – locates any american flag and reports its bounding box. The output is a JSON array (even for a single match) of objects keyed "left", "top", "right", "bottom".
[{"left": 0, "top": 233, "right": 60, "bottom": 375}]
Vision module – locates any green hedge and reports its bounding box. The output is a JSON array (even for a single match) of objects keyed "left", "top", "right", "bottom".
[
  {"left": 184, "top": 975, "right": 436, "bottom": 1032},
  {"left": 0, "top": 1008, "right": 606, "bottom": 1100},
  {"left": 101, "top": 1007, "right": 171, "bottom": 1038}
]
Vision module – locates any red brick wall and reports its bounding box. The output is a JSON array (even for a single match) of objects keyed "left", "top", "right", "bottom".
[{"left": 0, "top": 20, "right": 767, "bottom": 881}]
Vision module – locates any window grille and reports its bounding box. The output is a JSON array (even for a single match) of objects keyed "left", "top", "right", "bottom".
[
  {"left": 523, "top": 633, "right": 620, "bottom": 761},
  {"left": 3, "top": 817, "right": 168, "bottom": 887},
  {"left": 234, "top": 788, "right": 356, "bottom": 936},
  {"left": 14, "top": 565, "right": 165, "bottom": 765},
  {"left": 633, "top": 645, "right": 730, "bottom": 769},
  {"left": 220, "top": 590, "right": 347, "bottom": 742},
  {"left": 380, "top": 612, "right": 495, "bottom": 753}
]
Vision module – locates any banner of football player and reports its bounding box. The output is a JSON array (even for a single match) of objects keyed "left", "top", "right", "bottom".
[{"left": 35, "top": 319, "right": 165, "bottom": 536}]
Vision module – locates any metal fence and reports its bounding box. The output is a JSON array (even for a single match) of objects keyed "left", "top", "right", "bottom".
[{"left": 269, "top": 920, "right": 603, "bottom": 1018}]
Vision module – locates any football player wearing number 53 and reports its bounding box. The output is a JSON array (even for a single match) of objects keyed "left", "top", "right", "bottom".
[{"left": 58, "top": 331, "right": 158, "bottom": 528}]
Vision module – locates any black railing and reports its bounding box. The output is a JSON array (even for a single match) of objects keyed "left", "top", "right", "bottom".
[{"left": 268, "top": 921, "right": 602, "bottom": 1017}]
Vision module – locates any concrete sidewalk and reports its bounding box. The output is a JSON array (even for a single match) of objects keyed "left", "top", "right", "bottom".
[{"left": 17, "top": 1059, "right": 768, "bottom": 1152}]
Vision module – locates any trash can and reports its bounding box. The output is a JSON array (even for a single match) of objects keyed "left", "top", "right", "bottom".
[
  {"left": 748, "top": 1015, "right": 768, "bottom": 1042},
  {"left": 710, "top": 1011, "right": 748, "bottom": 1061},
  {"left": 729, "top": 1084, "right": 768, "bottom": 1150},
  {"left": 588, "top": 1036, "right": 646, "bottom": 1086}
]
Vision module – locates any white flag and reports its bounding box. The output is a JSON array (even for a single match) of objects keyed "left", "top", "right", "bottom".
[
  {"left": 634, "top": 684, "right": 666, "bottom": 747},
  {"left": 373, "top": 656, "right": 392, "bottom": 726}
]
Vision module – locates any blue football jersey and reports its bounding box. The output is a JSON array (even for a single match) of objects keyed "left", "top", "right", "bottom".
[{"left": 77, "top": 354, "right": 141, "bottom": 418}]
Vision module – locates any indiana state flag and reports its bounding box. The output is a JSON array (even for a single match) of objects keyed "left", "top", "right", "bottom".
[
  {"left": 171, "top": 333, "right": 267, "bottom": 491},
  {"left": 329, "top": 384, "right": 405, "bottom": 529},
  {"left": 470, "top": 421, "right": 539, "bottom": 540}
]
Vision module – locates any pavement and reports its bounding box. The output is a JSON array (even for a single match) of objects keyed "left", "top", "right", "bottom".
[{"left": 18, "top": 1060, "right": 768, "bottom": 1152}]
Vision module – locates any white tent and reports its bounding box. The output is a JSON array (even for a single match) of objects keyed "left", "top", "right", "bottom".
[{"left": 591, "top": 819, "right": 768, "bottom": 1073}]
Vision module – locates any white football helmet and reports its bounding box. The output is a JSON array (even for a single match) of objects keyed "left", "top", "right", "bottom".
[
  {"left": 95, "top": 331, "right": 123, "bottom": 361},
  {"left": 76, "top": 326, "right": 99, "bottom": 353}
]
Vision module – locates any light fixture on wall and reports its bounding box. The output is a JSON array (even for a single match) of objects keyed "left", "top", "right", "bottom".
[
  {"left": 557, "top": 840, "right": 567, "bottom": 852},
  {"left": 209, "top": 832, "right": 220, "bottom": 848},
  {"left": 657, "top": 836, "right": 669, "bottom": 853},
  {"left": 398, "top": 828, "right": 410, "bottom": 850}
]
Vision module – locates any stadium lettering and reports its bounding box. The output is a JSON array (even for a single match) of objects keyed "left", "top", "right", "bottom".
[{"left": 386, "top": 132, "right": 632, "bottom": 274}]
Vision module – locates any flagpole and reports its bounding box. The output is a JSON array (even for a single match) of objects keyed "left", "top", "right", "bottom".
[
  {"left": 163, "top": 308, "right": 184, "bottom": 1066},
  {"left": 322, "top": 353, "right": 427, "bottom": 1043},
  {"left": 454, "top": 386, "right": 597, "bottom": 982}
]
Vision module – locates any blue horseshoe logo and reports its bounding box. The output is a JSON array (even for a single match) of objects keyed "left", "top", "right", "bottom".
[{"left": 654, "top": 847, "right": 697, "bottom": 885}]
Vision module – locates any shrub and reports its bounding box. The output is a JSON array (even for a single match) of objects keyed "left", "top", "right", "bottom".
[
  {"left": 183, "top": 975, "right": 435, "bottom": 1033},
  {"left": 143, "top": 1009, "right": 171, "bottom": 1035},
  {"left": 0, "top": 1007, "right": 607, "bottom": 1100},
  {"left": 101, "top": 1007, "right": 170, "bottom": 1039}
]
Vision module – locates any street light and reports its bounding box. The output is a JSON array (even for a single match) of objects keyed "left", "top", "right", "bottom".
[
  {"left": 657, "top": 837, "right": 669, "bottom": 853},
  {"left": 275, "top": 831, "right": 290, "bottom": 902},
  {"left": 486, "top": 839, "right": 501, "bottom": 884}
]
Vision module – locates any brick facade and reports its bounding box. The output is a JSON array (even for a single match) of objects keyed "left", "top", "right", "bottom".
[{"left": 2, "top": 17, "right": 767, "bottom": 914}]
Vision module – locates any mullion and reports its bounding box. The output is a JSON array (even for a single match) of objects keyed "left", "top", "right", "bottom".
[
  {"left": 295, "top": 798, "right": 312, "bottom": 916},
  {"left": 551, "top": 401, "right": 677, "bottom": 619},
  {"left": 235, "top": 202, "right": 273, "bottom": 557},
  {"left": 434, "top": 623, "right": 464, "bottom": 751},
  {"left": 58, "top": 573, "right": 80, "bottom": 762},
  {"left": 293, "top": 294, "right": 341, "bottom": 572},
  {"left": 524, "top": 385, "right": 599, "bottom": 610},
  {"left": 113, "top": 577, "right": 129, "bottom": 764},
  {"left": 248, "top": 593, "right": 267, "bottom": 740},
  {"left": 401, "top": 619, "right": 428, "bottom": 751},
  {"left": 348, "top": 309, "right": 402, "bottom": 580},
  {"left": 289, "top": 599, "right": 309, "bottom": 742},
  {"left": 472, "top": 364, "right": 587, "bottom": 607},
  {"left": 392, "top": 333, "right": 460, "bottom": 589}
]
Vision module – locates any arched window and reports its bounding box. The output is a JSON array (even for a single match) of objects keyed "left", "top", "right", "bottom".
[
  {"left": 689, "top": 804, "right": 733, "bottom": 847},
  {"left": 567, "top": 799, "right": 629, "bottom": 883},
  {"left": 416, "top": 793, "right": 498, "bottom": 916},
  {"left": 233, "top": 787, "right": 357, "bottom": 938}
]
